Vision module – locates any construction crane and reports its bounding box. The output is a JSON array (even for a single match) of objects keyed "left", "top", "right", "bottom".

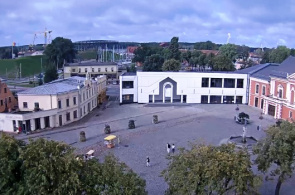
[{"left": 31, "top": 28, "right": 52, "bottom": 48}]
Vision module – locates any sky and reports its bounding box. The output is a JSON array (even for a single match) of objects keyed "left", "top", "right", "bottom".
[{"left": 1, "top": 0, "right": 295, "bottom": 48}]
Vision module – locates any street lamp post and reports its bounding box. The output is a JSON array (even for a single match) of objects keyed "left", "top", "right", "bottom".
[{"left": 258, "top": 112, "right": 263, "bottom": 131}]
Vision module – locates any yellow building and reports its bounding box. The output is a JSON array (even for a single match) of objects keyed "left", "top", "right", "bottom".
[{"left": 64, "top": 60, "right": 118, "bottom": 79}]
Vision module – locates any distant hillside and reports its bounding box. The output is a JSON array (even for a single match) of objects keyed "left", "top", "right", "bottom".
[{"left": 0, "top": 56, "right": 45, "bottom": 78}]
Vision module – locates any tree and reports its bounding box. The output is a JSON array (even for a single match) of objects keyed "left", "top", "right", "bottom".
[
  {"left": 162, "top": 143, "right": 260, "bottom": 195},
  {"left": 167, "top": 37, "right": 181, "bottom": 61},
  {"left": 219, "top": 43, "right": 238, "bottom": 62},
  {"left": 181, "top": 50, "right": 191, "bottom": 63},
  {"left": 194, "top": 41, "right": 217, "bottom": 50},
  {"left": 205, "top": 53, "right": 215, "bottom": 69},
  {"left": 0, "top": 134, "right": 25, "bottom": 194},
  {"left": 162, "top": 59, "right": 181, "bottom": 71},
  {"left": 44, "top": 37, "right": 76, "bottom": 68},
  {"left": 237, "top": 45, "right": 250, "bottom": 61},
  {"left": 20, "top": 138, "right": 81, "bottom": 194},
  {"left": 269, "top": 46, "right": 290, "bottom": 63},
  {"left": 44, "top": 65, "right": 58, "bottom": 83},
  {"left": 142, "top": 54, "right": 164, "bottom": 71},
  {"left": 80, "top": 155, "right": 147, "bottom": 194},
  {"left": 260, "top": 50, "right": 271, "bottom": 64},
  {"left": 127, "top": 64, "right": 137, "bottom": 73},
  {"left": 254, "top": 121, "right": 295, "bottom": 195},
  {"left": 189, "top": 50, "right": 202, "bottom": 70},
  {"left": 290, "top": 48, "right": 295, "bottom": 56},
  {"left": 198, "top": 54, "right": 207, "bottom": 70},
  {"left": 213, "top": 55, "right": 235, "bottom": 71}
]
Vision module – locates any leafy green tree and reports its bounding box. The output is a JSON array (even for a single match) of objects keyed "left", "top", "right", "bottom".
[
  {"left": 181, "top": 50, "right": 191, "bottom": 63},
  {"left": 20, "top": 138, "right": 81, "bottom": 194},
  {"left": 162, "top": 59, "right": 181, "bottom": 71},
  {"left": 205, "top": 53, "right": 215, "bottom": 69},
  {"left": 80, "top": 155, "right": 147, "bottom": 194},
  {"left": 254, "top": 121, "right": 295, "bottom": 195},
  {"left": 162, "top": 143, "right": 260, "bottom": 195},
  {"left": 142, "top": 54, "right": 164, "bottom": 71},
  {"left": 260, "top": 50, "right": 271, "bottom": 64},
  {"left": 213, "top": 55, "right": 235, "bottom": 71},
  {"left": 127, "top": 64, "right": 137, "bottom": 73},
  {"left": 194, "top": 41, "right": 217, "bottom": 50},
  {"left": 44, "top": 37, "right": 76, "bottom": 68},
  {"left": 0, "top": 134, "right": 25, "bottom": 194},
  {"left": 198, "top": 54, "right": 207, "bottom": 70},
  {"left": 189, "top": 50, "right": 202, "bottom": 70},
  {"left": 167, "top": 37, "right": 181, "bottom": 61},
  {"left": 269, "top": 46, "right": 290, "bottom": 63},
  {"left": 290, "top": 48, "right": 295, "bottom": 56},
  {"left": 44, "top": 65, "right": 58, "bottom": 83},
  {"left": 219, "top": 43, "right": 238, "bottom": 62},
  {"left": 237, "top": 45, "right": 250, "bottom": 61}
]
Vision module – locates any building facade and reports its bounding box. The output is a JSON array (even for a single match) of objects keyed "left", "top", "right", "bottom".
[
  {"left": 0, "top": 81, "right": 18, "bottom": 112},
  {"left": 120, "top": 72, "right": 248, "bottom": 104},
  {"left": 0, "top": 75, "right": 107, "bottom": 133},
  {"left": 249, "top": 56, "right": 295, "bottom": 120},
  {"left": 64, "top": 61, "right": 118, "bottom": 79}
]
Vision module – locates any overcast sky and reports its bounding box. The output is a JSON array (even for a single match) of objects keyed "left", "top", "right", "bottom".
[{"left": 1, "top": 0, "right": 294, "bottom": 48}]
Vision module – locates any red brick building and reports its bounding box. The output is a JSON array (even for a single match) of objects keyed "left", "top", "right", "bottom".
[
  {"left": 0, "top": 81, "right": 18, "bottom": 112},
  {"left": 249, "top": 56, "right": 295, "bottom": 120}
]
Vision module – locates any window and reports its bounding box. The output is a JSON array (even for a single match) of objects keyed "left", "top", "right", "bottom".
[
  {"left": 8, "top": 97, "right": 11, "bottom": 103},
  {"left": 92, "top": 68, "right": 94, "bottom": 72},
  {"left": 237, "top": 79, "right": 244, "bottom": 88},
  {"left": 122, "top": 81, "right": 134, "bottom": 88},
  {"left": 80, "top": 108, "right": 82, "bottom": 116},
  {"left": 210, "top": 96, "right": 222, "bottom": 104},
  {"left": 122, "top": 94, "right": 134, "bottom": 103},
  {"left": 79, "top": 68, "right": 81, "bottom": 73},
  {"left": 66, "top": 99, "right": 69, "bottom": 107},
  {"left": 73, "top": 97, "right": 77, "bottom": 105},
  {"left": 210, "top": 78, "right": 222, "bottom": 88},
  {"left": 201, "top": 95, "right": 208, "bottom": 103},
  {"left": 202, "top": 78, "right": 209, "bottom": 87},
  {"left": 261, "top": 99, "right": 264, "bottom": 109},
  {"left": 0, "top": 100, "right": 3, "bottom": 106},
  {"left": 83, "top": 93, "right": 85, "bottom": 101},
  {"left": 236, "top": 96, "right": 243, "bottom": 104},
  {"left": 34, "top": 102, "right": 39, "bottom": 109},
  {"left": 224, "top": 79, "right": 235, "bottom": 88},
  {"left": 278, "top": 89, "right": 283, "bottom": 98},
  {"left": 105, "top": 68, "right": 108, "bottom": 72},
  {"left": 85, "top": 68, "right": 87, "bottom": 72},
  {"left": 262, "top": 86, "right": 266, "bottom": 95},
  {"left": 223, "top": 96, "right": 234, "bottom": 104},
  {"left": 111, "top": 67, "right": 114, "bottom": 72},
  {"left": 74, "top": 110, "right": 77, "bottom": 119},
  {"left": 98, "top": 68, "right": 101, "bottom": 72},
  {"left": 254, "top": 97, "right": 259, "bottom": 107},
  {"left": 66, "top": 113, "right": 70, "bottom": 121},
  {"left": 72, "top": 69, "right": 76, "bottom": 72},
  {"left": 255, "top": 84, "right": 259, "bottom": 94},
  {"left": 289, "top": 111, "right": 293, "bottom": 118},
  {"left": 4, "top": 88, "right": 7, "bottom": 93},
  {"left": 58, "top": 100, "right": 62, "bottom": 109},
  {"left": 23, "top": 102, "right": 28, "bottom": 108}
]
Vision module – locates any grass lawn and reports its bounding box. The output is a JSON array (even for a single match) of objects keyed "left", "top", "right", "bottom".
[{"left": 0, "top": 56, "right": 45, "bottom": 78}]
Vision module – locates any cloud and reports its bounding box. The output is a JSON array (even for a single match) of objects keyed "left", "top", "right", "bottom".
[{"left": 0, "top": 0, "right": 295, "bottom": 48}]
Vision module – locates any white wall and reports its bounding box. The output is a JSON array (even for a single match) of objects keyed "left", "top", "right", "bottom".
[
  {"left": 120, "top": 75, "right": 137, "bottom": 103},
  {"left": 121, "top": 72, "right": 248, "bottom": 104}
]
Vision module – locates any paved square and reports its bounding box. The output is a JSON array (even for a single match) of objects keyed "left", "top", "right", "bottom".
[{"left": 17, "top": 103, "right": 295, "bottom": 195}]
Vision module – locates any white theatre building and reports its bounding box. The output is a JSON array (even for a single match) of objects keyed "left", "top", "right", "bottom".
[
  {"left": 0, "top": 74, "right": 106, "bottom": 133},
  {"left": 120, "top": 72, "right": 248, "bottom": 104}
]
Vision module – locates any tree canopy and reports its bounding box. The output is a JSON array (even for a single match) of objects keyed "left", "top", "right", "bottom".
[
  {"left": 212, "top": 55, "right": 235, "bottom": 71},
  {"left": 162, "top": 142, "right": 260, "bottom": 195},
  {"left": 44, "top": 65, "right": 58, "bottom": 83},
  {"left": 142, "top": 54, "right": 164, "bottom": 71},
  {"left": 219, "top": 43, "right": 238, "bottom": 62},
  {"left": 0, "top": 134, "right": 147, "bottom": 195},
  {"left": 167, "top": 37, "right": 181, "bottom": 61},
  {"left": 269, "top": 46, "right": 290, "bottom": 63},
  {"left": 44, "top": 37, "right": 76, "bottom": 68},
  {"left": 194, "top": 41, "right": 217, "bottom": 50},
  {"left": 162, "top": 59, "right": 181, "bottom": 71},
  {"left": 254, "top": 121, "right": 295, "bottom": 195}
]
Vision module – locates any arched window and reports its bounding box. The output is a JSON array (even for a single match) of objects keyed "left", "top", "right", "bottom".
[{"left": 278, "top": 84, "right": 283, "bottom": 98}]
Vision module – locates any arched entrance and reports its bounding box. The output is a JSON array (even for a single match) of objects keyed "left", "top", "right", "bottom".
[{"left": 163, "top": 82, "right": 173, "bottom": 103}]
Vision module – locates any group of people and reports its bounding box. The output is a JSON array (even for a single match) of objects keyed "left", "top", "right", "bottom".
[{"left": 146, "top": 143, "right": 176, "bottom": 167}]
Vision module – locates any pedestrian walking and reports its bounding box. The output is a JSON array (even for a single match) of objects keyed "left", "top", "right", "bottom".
[
  {"left": 167, "top": 143, "right": 171, "bottom": 154},
  {"left": 146, "top": 156, "right": 150, "bottom": 167},
  {"left": 172, "top": 144, "right": 175, "bottom": 154}
]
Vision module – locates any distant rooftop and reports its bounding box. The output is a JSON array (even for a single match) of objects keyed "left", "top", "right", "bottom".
[
  {"left": 17, "top": 76, "right": 93, "bottom": 95},
  {"left": 65, "top": 60, "right": 117, "bottom": 67},
  {"left": 121, "top": 72, "right": 137, "bottom": 76}
]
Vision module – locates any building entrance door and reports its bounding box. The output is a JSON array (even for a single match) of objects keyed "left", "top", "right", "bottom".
[{"left": 268, "top": 105, "right": 276, "bottom": 116}]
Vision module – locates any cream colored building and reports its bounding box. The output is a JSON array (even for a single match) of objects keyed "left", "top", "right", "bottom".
[
  {"left": 64, "top": 60, "right": 118, "bottom": 79},
  {"left": 0, "top": 74, "right": 107, "bottom": 133}
]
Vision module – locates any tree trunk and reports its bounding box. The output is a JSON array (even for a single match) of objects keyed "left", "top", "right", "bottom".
[{"left": 275, "top": 174, "right": 284, "bottom": 195}]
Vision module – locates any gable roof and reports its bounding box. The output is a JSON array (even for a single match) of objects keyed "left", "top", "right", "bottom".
[{"left": 270, "top": 56, "right": 295, "bottom": 79}]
